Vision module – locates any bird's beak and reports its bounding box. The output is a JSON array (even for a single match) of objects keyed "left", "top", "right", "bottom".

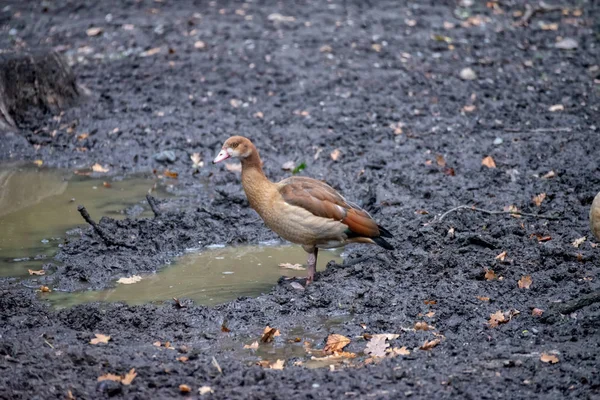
[{"left": 213, "top": 149, "right": 230, "bottom": 164}]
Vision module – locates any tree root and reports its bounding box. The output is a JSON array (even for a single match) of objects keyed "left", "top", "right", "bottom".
[{"left": 434, "top": 205, "right": 562, "bottom": 223}]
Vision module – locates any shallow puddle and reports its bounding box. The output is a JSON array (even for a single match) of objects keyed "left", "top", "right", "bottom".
[
  {"left": 48, "top": 245, "right": 343, "bottom": 308},
  {"left": 0, "top": 163, "right": 169, "bottom": 277}
]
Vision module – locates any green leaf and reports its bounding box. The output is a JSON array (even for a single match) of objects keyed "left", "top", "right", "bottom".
[{"left": 292, "top": 162, "right": 306, "bottom": 174}]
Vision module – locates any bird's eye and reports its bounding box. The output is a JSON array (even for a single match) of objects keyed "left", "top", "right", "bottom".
[{"left": 231, "top": 143, "right": 239, "bottom": 149}]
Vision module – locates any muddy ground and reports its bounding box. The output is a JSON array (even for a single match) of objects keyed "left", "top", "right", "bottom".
[{"left": 1, "top": 0, "right": 599, "bottom": 398}]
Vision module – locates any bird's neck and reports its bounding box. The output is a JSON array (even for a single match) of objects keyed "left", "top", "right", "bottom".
[{"left": 241, "top": 149, "right": 273, "bottom": 211}]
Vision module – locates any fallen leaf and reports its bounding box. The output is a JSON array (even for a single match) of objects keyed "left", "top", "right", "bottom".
[
  {"left": 518, "top": 275, "right": 532, "bottom": 289},
  {"left": 244, "top": 341, "right": 259, "bottom": 350},
  {"left": 330, "top": 149, "right": 342, "bottom": 161},
  {"left": 67, "top": 390, "right": 75, "bottom": 400},
  {"left": 121, "top": 369, "right": 137, "bottom": 385},
  {"left": 194, "top": 40, "right": 206, "bottom": 49},
  {"left": 542, "top": 170, "right": 556, "bottom": 179},
  {"left": 532, "top": 308, "right": 544, "bottom": 317},
  {"left": 179, "top": 384, "right": 191, "bottom": 393},
  {"left": 488, "top": 310, "right": 506, "bottom": 327},
  {"left": 39, "top": 286, "right": 51, "bottom": 293},
  {"left": 221, "top": 322, "right": 230, "bottom": 333},
  {"left": 549, "top": 104, "right": 564, "bottom": 112},
  {"left": 425, "top": 311, "right": 436, "bottom": 318},
  {"left": 364, "top": 334, "right": 399, "bottom": 357},
  {"left": 324, "top": 334, "right": 351, "bottom": 354},
  {"left": 292, "top": 162, "right": 306, "bottom": 175},
  {"left": 279, "top": 263, "right": 305, "bottom": 271},
  {"left": 443, "top": 21, "right": 455, "bottom": 29},
  {"left": 33, "top": 159, "right": 43, "bottom": 167},
  {"left": 225, "top": 163, "right": 242, "bottom": 172},
  {"left": 535, "top": 235, "right": 552, "bottom": 242},
  {"left": 270, "top": 359, "right": 285, "bottom": 370},
  {"left": 481, "top": 156, "right": 496, "bottom": 168},
  {"left": 540, "top": 22, "right": 558, "bottom": 30},
  {"left": 371, "top": 43, "right": 382, "bottom": 52},
  {"left": 476, "top": 296, "right": 490, "bottom": 302},
  {"left": 190, "top": 153, "right": 203, "bottom": 168},
  {"left": 485, "top": 269, "right": 497, "bottom": 281},
  {"left": 415, "top": 209, "right": 429, "bottom": 215},
  {"left": 462, "top": 104, "right": 476, "bottom": 113},
  {"left": 102, "top": 181, "right": 111, "bottom": 188},
  {"left": 177, "top": 356, "right": 188, "bottom": 363},
  {"left": 505, "top": 205, "right": 520, "bottom": 218},
  {"left": 495, "top": 251, "right": 507, "bottom": 261},
  {"left": 117, "top": 275, "right": 142, "bottom": 285},
  {"left": 90, "top": 333, "right": 111, "bottom": 345},
  {"left": 173, "top": 298, "right": 185, "bottom": 308},
  {"left": 153, "top": 341, "right": 162, "bottom": 347},
  {"left": 390, "top": 346, "right": 411, "bottom": 356},
  {"left": 28, "top": 269, "right": 45, "bottom": 276},
  {"left": 86, "top": 27, "right": 103, "bottom": 36},
  {"left": 532, "top": 193, "right": 546, "bottom": 207},
  {"left": 92, "top": 163, "right": 109, "bottom": 173},
  {"left": 261, "top": 326, "right": 281, "bottom": 343},
  {"left": 164, "top": 170, "right": 178, "bottom": 179},
  {"left": 97, "top": 373, "right": 122, "bottom": 383},
  {"left": 540, "top": 353, "right": 559, "bottom": 364},
  {"left": 77, "top": 133, "right": 89, "bottom": 141},
  {"left": 572, "top": 236, "right": 586, "bottom": 248},
  {"left": 199, "top": 386, "right": 214, "bottom": 395},
  {"left": 420, "top": 338, "right": 441, "bottom": 350},
  {"left": 140, "top": 47, "right": 162, "bottom": 57},
  {"left": 281, "top": 161, "right": 295, "bottom": 171},
  {"left": 424, "top": 299, "right": 437, "bottom": 305},
  {"left": 254, "top": 111, "right": 264, "bottom": 118},
  {"left": 230, "top": 99, "right": 242, "bottom": 108},
  {"left": 435, "top": 154, "right": 446, "bottom": 167},
  {"left": 414, "top": 322, "right": 432, "bottom": 331},
  {"left": 319, "top": 44, "right": 332, "bottom": 53}
]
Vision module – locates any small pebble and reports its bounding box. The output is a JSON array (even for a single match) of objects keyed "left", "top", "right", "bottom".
[
  {"left": 153, "top": 150, "right": 177, "bottom": 163},
  {"left": 493, "top": 137, "right": 503, "bottom": 145},
  {"left": 459, "top": 67, "right": 477, "bottom": 81},
  {"left": 555, "top": 38, "right": 578, "bottom": 50}
]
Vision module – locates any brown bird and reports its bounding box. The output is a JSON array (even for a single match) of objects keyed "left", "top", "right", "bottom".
[{"left": 213, "top": 136, "right": 393, "bottom": 283}]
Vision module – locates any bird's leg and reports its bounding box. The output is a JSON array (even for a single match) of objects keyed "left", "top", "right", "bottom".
[{"left": 306, "top": 247, "right": 318, "bottom": 284}]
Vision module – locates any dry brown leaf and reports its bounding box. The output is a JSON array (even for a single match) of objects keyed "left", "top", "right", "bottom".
[
  {"left": 121, "top": 369, "right": 137, "bottom": 385},
  {"left": 270, "top": 359, "right": 285, "bottom": 370},
  {"left": 244, "top": 341, "right": 259, "bottom": 350},
  {"left": 177, "top": 356, "right": 188, "bottom": 363},
  {"left": 190, "top": 153, "right": 203, "bottom": 168},
  {"left": 424, "top": 299, "right": 437, "bottom": 305},
  {"left": 572, "top": 236, "right": 586, "bottom": 248},
  {"left": 415, "top": 209, "right": 429, "bottom": 215},
  {"left": 364, "top": 334, "right": 399, "bottom": 358},
  {"left": 540, "top": 22, "right": 558, "bottom": 30},
  {"left": 542, "top": 170, "right": 556, "bottom": 179},
  {"left": 488, "top": 310, "right": 506, "bottom": 327},
  {"left": 67, "top": 390, "right": 75, "bottom": 400},
  {"left": 481, "top": 156, "right": 496, "bottom": 168},
  {"left": 86, "top": 27, "right": 103, "bottom": 36},
  {"left": 505, "top": 205, "right": 520, "bottom": 218},
  {"left": 436, "top": 154, "right": 446, "bottom": 167},
  {"left": 319, "top": 44, "right": 333, "bottom": 53},
  {"left": 92, "top": 163, "right": 109, "bottom": 173},
  {"left": 279, "top": 263, "right": 305, "bottom": 270},
  {"left": 164, "top": 170, "right": 178, "bottom": 179},
  {"left": 261, "top": 326, "right": 281, "bottom": 343},
  {"left": 324, "top": 334, "right": 351, "bottom": 354},
  {"left": 97, "top": 373, "right": 122, "bottom": 383},
  {"left": 390, "top": 346, "right": 411, "bottom": 356},
  {"left": 485, "top": 269, "right": 497, "bottom": 281},
  {"left": 179, "top": 384, "right": 191, "bottom": 393},
  {"left": 518, "top": 275, "right": 532, "bottom": 289},
  {"left": 532, "top": 308, "right": 544, "bottom": 317},
  {"left": 117, "top": 275, "right": 142, "bottom": 284},
  {"left": 39, "top": 286, "right": 51, "bottom": 293},
  {"left": 462, "top": 105, "right": 476, "bottom": 113},
  {"left": 476, "top": 296, "right": 490, "bottom": 302},
  {"left": 540, "top": 353, "right": 559, "bottom": 364},
  {"left": 532, "top": 193, "right": 546, "bottom": 207},
  {"left": 90, "top": 333, "right": 111, "bottom": 345},
  {"left": 28, "top": 269, "right": 45, "bottom": 276},
  {"left": 199, "top": 386, "right": 214, "bottom": 395},
  {"left": 225, "top": 163, "right": 242, "bottom": 172},
  {"left": 414, "top": 322, "right": 432, "bottom": 331},
  {"left": 420, "top": 338, "right": 441, "bottom": 350},
  {"left": 425, "top": 311, "right": 436, "bottom": 318},
  {"left": 495, "top": 251, "right": 507, "bottom": 261},
  {"left": 254, "top": 111, "right": 264, "bottom": 119},
  {"left": 77, "top": 133, "right": 89, "bottom": 141},
  {"left": 330, "top": 149, "right": 342, "bottom": 161}
]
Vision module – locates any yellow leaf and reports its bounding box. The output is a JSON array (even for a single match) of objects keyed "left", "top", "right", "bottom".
[
  {"left": 324, "top": 334, "right": 351, "bottom": 354},
  {"left": 481, "top": 156, "right": 496, "bottom": 168},
  {"left": 92, "top": 163, "right": 109, "bottom": 173},
  {"left": 28, "top": 269, "right": 45, "bottom": 276},
  {"left": 518, "top": 275, "right": 532, "bottom": 289},
  {"left": 121, "top": 369, "right": 137, "bottom": 385},
  {"left": 244, "top": 341, "right": 259, "bottom": 350},
  {"left": 270, "top": 359, "right": 285, "bottom": 370},
  {"left": 540, "top": 353, "right": 559, "bottom": 364},
  {"left": 117, "top": 275, "right": 142, "bottom": 284},
  {"left": 33, "top": 159, "right": 43, "bottom": 167},
  {"left": 330, "top": 149, "right": 342, "bottom": 161},
  {"left": 532, "top": 193, "right": 546, "bottom": 207},
  {"left": 90, "top": 333, "right": 111, "bottom": 345}
]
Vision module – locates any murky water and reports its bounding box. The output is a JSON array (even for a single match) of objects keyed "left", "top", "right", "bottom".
[
  {"left": 48, "top": 245, "right": 343, "bottom": 308},
  {"left": 0, "top": 164, "right": 168, "bottom": 277}
]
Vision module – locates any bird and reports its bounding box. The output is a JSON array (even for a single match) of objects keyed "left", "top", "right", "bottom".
[{"left": 213, "top": 136, "right": 393, "bottom": 283}]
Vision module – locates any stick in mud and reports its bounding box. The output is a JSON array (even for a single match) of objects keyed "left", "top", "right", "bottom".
[
  {"left": 541, "top": 290, "right": 600, "bottom": 323},
  {"left": 146, "top": 194, "right": 161, "bottom": 218},
  {"left": 77, "top": 205, "right": 135, "bottom": 248},
  {"left": 435, "top": 205, "right": 563, "bottom": 223}
]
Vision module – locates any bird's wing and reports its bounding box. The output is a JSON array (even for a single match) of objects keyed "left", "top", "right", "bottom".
[{"left": 277, "top": 176, "right": 380, "bottom": 237}]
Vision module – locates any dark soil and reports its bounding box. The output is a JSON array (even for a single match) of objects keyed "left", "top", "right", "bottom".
[{"left": 1, "top": 0, "right": 599, "bottom": 398}]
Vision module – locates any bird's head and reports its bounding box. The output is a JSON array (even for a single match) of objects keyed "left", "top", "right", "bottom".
[{"left": 213, "top": 136, "right": 254, "bottom": 164}]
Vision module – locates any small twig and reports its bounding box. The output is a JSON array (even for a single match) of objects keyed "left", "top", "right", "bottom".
[
  {"left": 504, "top": 127, "right": 572, "bottom": 133},
  {"left": 515, "top": 1, "right": 563, "bottom": 26},
  {"left": 77, "top": 205, "right": 135, "bottom": 248},
  {"left": 436, "top": 205, "right": 562, "bottom": 223},
  {"left": 146, "top": 194, "right": 161, "bottom": 218},
  {"left": 541, "top": 290, "right": 600, "bottom": 323}
]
